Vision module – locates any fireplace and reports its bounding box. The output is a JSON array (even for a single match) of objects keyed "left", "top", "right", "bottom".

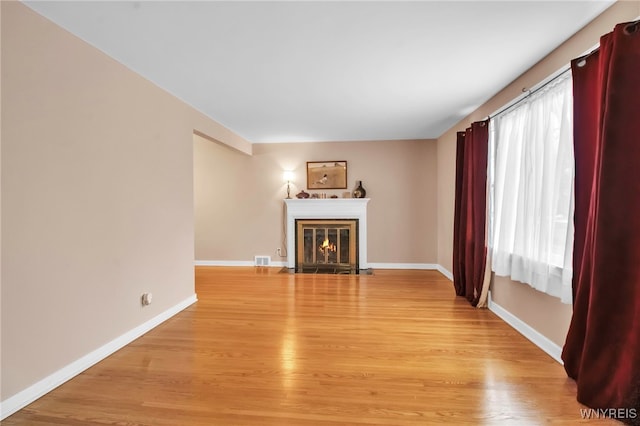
[
  {"left": 295, "top": 219, "right": 358, "bottom": 273},
  {"left": 284, "top": 198, "right": 369, "bottom": 272}
]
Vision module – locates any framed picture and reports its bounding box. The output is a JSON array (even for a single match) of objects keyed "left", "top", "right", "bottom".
[{"left": 307, "top": 161, "right": 348, "bottom": 190}]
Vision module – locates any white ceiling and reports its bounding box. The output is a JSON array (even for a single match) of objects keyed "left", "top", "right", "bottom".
[{"left": 24, "top": 1, "right": 614, "bottom": 143}]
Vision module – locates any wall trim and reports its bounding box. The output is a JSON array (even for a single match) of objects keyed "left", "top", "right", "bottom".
[
  {"left": 195, "top": 260, "right": 254, "bottom": 266},
  {"left": 194, "top": 260, "right": 287, "bottom": 267},
  {"left": 0, "top": 294, "right": 198, "bottom": 420},
  {"left": 373, "top": 263, "right": 452, "bottom": 281},
  {"left": 488, "top": 291, "right": 563, "bottom": 364},
  {"left": 368, "top": 262, "right": 439, "bottom": 270},
  {"left": 436, "top": 265, "right": 454, "bottom": 281}
]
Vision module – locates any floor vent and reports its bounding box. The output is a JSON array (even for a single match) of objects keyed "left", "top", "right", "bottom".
[{"left": 254, "top": 256, "right": 271, "bottom": 267}]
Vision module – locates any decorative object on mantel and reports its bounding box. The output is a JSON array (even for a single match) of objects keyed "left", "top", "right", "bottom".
[
  {"left": 296, "top": 190, "right": 310, "bottom": 199},
  {"left": 307, "top": 161, "right": 347, "bottom": 190},
  {"left": 353, "top": 180, "right": 366, "bottom": 198},
  {"left": 330, "top": 195, "right": 338, "bottom": 199},
  {"left": 342, "top": 191, "right": 351, "bottom": 198}
]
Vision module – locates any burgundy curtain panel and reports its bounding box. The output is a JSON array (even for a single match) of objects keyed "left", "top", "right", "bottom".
[
  {"left": 453, "top": 120, "right": 489, "bottom": 306},
  {"left": 453, "top": 131, "right": 467, "bottom": 297},
  {"left": 562, "top": 21, "right": 640, "bottom": 419}
]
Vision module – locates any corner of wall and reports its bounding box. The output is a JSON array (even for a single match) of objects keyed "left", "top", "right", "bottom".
[{"left": 0, "top": 0, "right": 4, "bottom": 407}]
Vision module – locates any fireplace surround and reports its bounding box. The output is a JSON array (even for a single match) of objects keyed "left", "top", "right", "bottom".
[{"left": 284, "top": 198, "right": 369, "bottom": 271}]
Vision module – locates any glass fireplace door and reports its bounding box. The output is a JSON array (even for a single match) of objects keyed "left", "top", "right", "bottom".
[{"left": 296, "top": 219, "right": 358, "bottom": 273}]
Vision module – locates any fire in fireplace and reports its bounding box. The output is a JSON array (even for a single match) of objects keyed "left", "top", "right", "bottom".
[{"left": 295, "top": 219, "right": 358, "bottom": 273}]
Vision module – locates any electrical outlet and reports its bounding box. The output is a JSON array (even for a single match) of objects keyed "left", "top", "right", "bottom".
[
  {"left": 141, "top": 293, "right": 152, "bottom": 306},
  {"left": 276, "top": 248, "right": 282, "bottom": 256}
]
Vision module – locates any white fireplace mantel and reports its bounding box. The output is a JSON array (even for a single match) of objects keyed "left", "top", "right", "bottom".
[{"left": 284, "top": 198, "right": 370, "bottom": 269}]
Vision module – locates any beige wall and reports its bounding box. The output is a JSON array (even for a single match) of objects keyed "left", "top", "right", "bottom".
[
  {"left": 0, "top": 0, "right": 3, "bottom": 396},
  {"left": 0, "top": 2, "right": 249, "bottom": 402},
  {"left": 195, "top": 137, "right": 438, "bottom": 264},
  {"left": 437, "top": 1, "right": 640, "bottom": 347}
]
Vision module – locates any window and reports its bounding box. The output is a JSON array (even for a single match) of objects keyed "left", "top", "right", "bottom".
[{"left": 489, "top": 72, "right": 574, "bottom": 304}]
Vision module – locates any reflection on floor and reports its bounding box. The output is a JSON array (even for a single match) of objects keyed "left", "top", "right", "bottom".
[{"left": 278, "top": 267, "right": 374, "bottom": 275}]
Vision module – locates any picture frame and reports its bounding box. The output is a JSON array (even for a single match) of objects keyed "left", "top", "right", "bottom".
[{"left": 306, "top": 161, "right": 348, "bottom": 190}]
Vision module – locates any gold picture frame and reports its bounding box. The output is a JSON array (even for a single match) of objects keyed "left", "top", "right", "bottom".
[{"left": 306, "top": 161, "right": 348, "bottom": 190}]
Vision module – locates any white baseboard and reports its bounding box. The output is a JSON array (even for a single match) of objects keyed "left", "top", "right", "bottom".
[
  {"left": 368, "top": 263, "right": 453, "bottom": 281},
  {"left": 0, "top": 294, "right": 198, "bottom": 420},
  {"left": 195, "top": 260, "right": 254, "bottom": 266},
  {"left": 436, "top": 265, "right": 454, "bottom": 281},
  {"left": 488, "top": 291, "right": 563, "bottom": 364},
  {"left": 195, "top": 260, "right": 287, "bottom": 267},
  {"left": 368, "top": 262, "right": 439, "bottom": 270}
]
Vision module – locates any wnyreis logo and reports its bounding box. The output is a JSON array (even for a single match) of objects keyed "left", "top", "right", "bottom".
[{"left": 579, "top": 408, "right": 638, "bottom": 420}]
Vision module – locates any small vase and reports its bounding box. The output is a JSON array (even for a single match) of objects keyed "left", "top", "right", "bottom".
[{"left": 353, "top": 180, "right": 366, "bottom": 198}]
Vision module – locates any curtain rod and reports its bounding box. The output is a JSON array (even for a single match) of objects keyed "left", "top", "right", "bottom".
[
  {"left": 488, "top": 17, "right": 640, "bottom": 121},
  {"left": 488, "top": 66, "right": 571, "bottom": 120}
]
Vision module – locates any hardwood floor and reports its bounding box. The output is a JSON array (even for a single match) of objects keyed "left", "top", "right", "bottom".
[{"left": 3, "top": 267, "right": 618, "bottom": 425}]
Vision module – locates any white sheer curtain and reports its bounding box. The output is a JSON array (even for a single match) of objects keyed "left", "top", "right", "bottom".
[{"left": 490, "top": 72, "right": 574, "bottom": 304}]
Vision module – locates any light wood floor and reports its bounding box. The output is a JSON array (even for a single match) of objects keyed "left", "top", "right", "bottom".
[{"left": 4, "top": 267, "right": 618, "bottom": 425}]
